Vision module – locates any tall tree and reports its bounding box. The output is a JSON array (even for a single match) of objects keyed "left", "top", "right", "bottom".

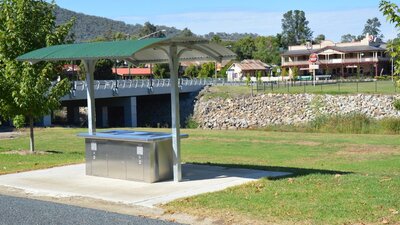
[
  {"left": 152, "top": 63, "right": 169, "bottom": 78},
  {"left": 210, "top": 35, "right": 222, "bottom": 44},
  {"left": 380, "top": 0, "right": 400, "bottom": 75},
  {"left": 0, "top": 0, "right": 73, "bottom": 152},
  {"left": 198, "top": 62, "right": 215, "bottom": 78},
  {"left": 233, "top": 36, "right": 256, "bottom": 60},
  {"left": 178, "top": 28, "right": 195, "bottom": 37},
  {"left": 341, "top": 34, "right": 357, "bottom": 43},
  {"left": 184, "top": 64, "right": 199, "bottom": 78},
  {"left": 139, "top": 22, "right": 157, "bottom": 37},
  {"left": 362, "top": 17, "right": 384, "bottom": 38},
  {"left": 280, "top": 10, "right": 313, "bottom": 48},
  {"left": 252, "top": 36, "right": 280, "bottom": 65},
  {"left": 314, "top": 34, "right": 326, "bottom": 44}
]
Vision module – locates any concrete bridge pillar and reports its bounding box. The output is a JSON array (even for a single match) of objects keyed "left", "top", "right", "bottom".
[{"left": 124, "top": 97, "right": 137, "bottom": 127}]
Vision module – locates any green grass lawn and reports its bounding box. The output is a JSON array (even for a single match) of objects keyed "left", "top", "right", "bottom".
[
  {"left": 0, "top": 128, "right": 399, "bottom": 224},
  {"left": 206, "top": 80, "right": 399, "bottom": 99}
]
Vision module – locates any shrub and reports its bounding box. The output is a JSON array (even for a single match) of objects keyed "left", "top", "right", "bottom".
[
  {"left": 379, "top": 117, "right": 400, "bottom": 134},
  {"left": 185, "top": 114, "right": 199, "bottom": 129},
  {"left": 309, "top": 113, "right": 373, "bottom": 134},
  {"left": 393, "top": 99, "right": 400, "bottom": 110}
]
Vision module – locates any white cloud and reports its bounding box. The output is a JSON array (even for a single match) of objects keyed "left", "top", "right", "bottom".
[{"left": 116, "top": 7, "right": 398, "bottom": 41}]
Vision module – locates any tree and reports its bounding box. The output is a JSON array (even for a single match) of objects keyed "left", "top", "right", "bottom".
[
  {"left": 380, "top": 0, "right": 400, "bottom": 76},
  {"left": 210, "top": 35, "right": 222, "bottom": 44},
  {"left": 178, "top": 28, "right": 195, "bottom": 37},
  {"left": 362, "top": 17, "right": 384, "bottom": 38},
  {"left": 252, "top": 36, "right": 280, "bottom": 65},
  {"left": 233, "top": 36, "right": 256, "bottom": 60},
  {"left": 138, "top": 21, "right": 165, "bottom": 38},
  {"left": 291, "top": 66, "right": 299, "bottom": 83},
  {"left": 198, "top": 62, "right": 215, "bottom": 78},
  {"left": 0, "top": 0, "right": 73, "bottom": 152},
  {"left": 139, "top": 22, "right": 156, "bottom": 36},
  {"left": 314, "top": 34, "right": 326, "bottom": 44},
  {"left": 280, "top": 10, "right": 313, "bottom": 48},
  {"left": 281, "top": 67, "right": 288, "bottom": 81},
  {"left": 341, "top": 34, "right": 357, "bottom": 43},
  {"left": 218, "top": 61, "right": 233, "bottom": 78},
  {"left": 152, "top": 63, "right": 169, "bottom": 78},
  {"left": 184, "top": 64, "right": 199, "bottom": 78}
]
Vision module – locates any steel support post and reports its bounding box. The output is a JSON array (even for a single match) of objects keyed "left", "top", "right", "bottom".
[
  {"left": 168, "top": 45, "right": 182, "bottom": 182},
  {"left": 83, "top": 60, "right": 96, "bottom": 135}
]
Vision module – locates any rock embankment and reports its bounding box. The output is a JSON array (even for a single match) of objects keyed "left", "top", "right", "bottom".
[{"left": 193, "top": 88, "right": 400, "bottom": 129}]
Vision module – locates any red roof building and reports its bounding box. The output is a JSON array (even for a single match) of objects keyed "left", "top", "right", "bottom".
[{"left": 112, "top": 67, "right": 152, "bottom": 78}]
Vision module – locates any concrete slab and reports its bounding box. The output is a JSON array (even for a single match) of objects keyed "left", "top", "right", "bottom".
[{"left": 0, "top": 164, "right": 290, "bottom": 208}]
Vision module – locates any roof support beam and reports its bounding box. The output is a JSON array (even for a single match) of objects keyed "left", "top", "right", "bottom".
[
  {"left": 168, "top": 44, "right": 182, "bottom": 182},
  {"left": 82, "top": 60, "right": 97, "bottom": 135}
]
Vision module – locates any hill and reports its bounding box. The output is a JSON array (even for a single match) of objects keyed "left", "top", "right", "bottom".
[
  {"left": 54, "top": 6, "right": 180, "bottom": 42},
  {"left": 54, "top": 6, "right": 259, "bottom": 42}
]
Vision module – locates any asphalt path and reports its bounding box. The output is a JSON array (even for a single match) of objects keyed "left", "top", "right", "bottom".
[{"left": 0, "top": 195, "right": 183, "bottom": 225}]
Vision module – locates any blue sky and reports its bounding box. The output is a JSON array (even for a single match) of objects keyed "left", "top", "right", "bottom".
[{"left": 53, "top": 0, "right": 399, "bottom": 41}]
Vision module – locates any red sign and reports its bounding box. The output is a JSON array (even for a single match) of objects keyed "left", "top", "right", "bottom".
[{"left": 309, "top": 53, "right": 318, "bottom": 63}]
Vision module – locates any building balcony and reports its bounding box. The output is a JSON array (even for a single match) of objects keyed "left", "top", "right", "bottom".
[{"left": 282, "top": 57, "right": 390, "bottom": 67}]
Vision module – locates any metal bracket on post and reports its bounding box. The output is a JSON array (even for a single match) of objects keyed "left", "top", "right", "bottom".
[
  {"left": 83, "top": 60, "right": 97, "bottom": 135},
  {"left": 168, "top": 45, "right": 182, "bottom": 182}
]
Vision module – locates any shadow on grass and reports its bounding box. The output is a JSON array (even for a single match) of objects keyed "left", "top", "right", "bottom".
[
  {"left": 45, "top": 150, "right": 63, "bottom": 154},
  {"left": 186, "top": 162, "right": 352, "bottom": 180}
]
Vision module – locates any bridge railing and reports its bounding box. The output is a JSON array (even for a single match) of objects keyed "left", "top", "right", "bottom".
[{"left": 70, "top": 78, "right": 225, "bottom": 91}]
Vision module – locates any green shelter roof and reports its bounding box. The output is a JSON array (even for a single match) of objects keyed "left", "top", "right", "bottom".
[{"left": 17, "top": 37, "right": 236, "bottom": 64}]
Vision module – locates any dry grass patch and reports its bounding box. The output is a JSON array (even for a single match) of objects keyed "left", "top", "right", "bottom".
[
  {"left": 189, "top": 136, "right": 321, "bottom": 146},
  {"left": 336, "top": 145, "right": 400, "bottom": 156}
]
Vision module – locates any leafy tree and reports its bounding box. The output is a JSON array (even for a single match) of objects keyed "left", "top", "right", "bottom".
[
  {"left": 380, "top": 0, "right": 400, "bottom": 75},
  {"left": 245, "top": 73, "right": 251, "bottom": 86},
  {"left": 252, "top": 36, "right": 280, "bottom": 65},
  {"left": 280, "top": 10, "right": 313, "bottom": 48},
  {"left": 198, "top": 62, "right": 215, "bottom": 78},
  {"left": 0, "top": 0, "right": 74, "bottom": 152},
  {"left": 139, "top": 22, "right": 157, "bottom": 37},
  {"left": 210, "top": 35, "right": 222, "bottom": 44},
  {"left": 178, "top": 28, "right": 195, "bottom": 37},
  {"left": 152, "top": 63, "right": 169, "bottom": 78},
  {"left": 362, "top": 17, "right": 384, "bottom": 38},
  {"left": 314, "top": 34, "right": 326, "bottom": 44},
  {"left": 281, "top": 67, "right": 288, "bottom": 81},
  {"left": 218, "top": 61, "right": 233, "bottom": 78},
  {"left": 292, "top": 66, "right": 299, "bottom": 82},
  {"left": 233, "top": 36, "right": 256, "bottom": 60},
  {"left": 184, "top": 64, "right": 199, "bottom": 78},
  {"left": 341, "top": 34, "right": 357, "bottom": 43},
  {"left": 138, "top": 21, "right": 165, "bottom": 38},
  {"left": 257, "top": 71, "right": 263, "bottom": 83}
]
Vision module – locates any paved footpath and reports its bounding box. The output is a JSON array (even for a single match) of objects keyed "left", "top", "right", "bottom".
[{"left": 0, "top": 195, "right": 183, "bottom": 225}]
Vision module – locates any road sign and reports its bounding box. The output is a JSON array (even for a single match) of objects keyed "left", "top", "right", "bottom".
[
  {"left": 309, "top": 64, "right": 319, "bottom": 70},
  {"left": 309, "top": 53, "right": 318, "bottom": 63}
]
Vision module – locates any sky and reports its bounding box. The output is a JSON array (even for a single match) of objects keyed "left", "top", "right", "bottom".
[{"left": 53, "top": 0, "right": 399, "bottom": 42}]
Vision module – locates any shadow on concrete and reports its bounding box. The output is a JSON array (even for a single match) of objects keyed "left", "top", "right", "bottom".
[
  {"left": 183, "top": 162, "right": 352, "bottom": 181},
  {"left": 181, "top": 163, "right": 291, "bottom": 182}
]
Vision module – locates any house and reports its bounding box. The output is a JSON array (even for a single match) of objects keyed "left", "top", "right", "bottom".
[
  {"left": 112, "top": 67, "right": 152, "bottom": 79},
  {"left": 281, "top": 34, "right": 391, "bottom": 78},
  {"left": 226, "top": 59, "right": 270, "bottom": 81}
]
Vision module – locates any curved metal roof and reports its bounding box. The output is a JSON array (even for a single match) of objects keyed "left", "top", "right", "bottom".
[{"left": 16, "top": 37, "right": 236, "bottom": 64}]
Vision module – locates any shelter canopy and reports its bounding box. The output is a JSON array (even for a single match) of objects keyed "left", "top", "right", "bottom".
[{"left": 17, "top": 37, "right": 236, "bottom": 64}]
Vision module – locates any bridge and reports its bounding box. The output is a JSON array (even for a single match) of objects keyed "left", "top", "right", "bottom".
[{"left": 52, "top": 78, "right": 216, "bottom": 128}]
